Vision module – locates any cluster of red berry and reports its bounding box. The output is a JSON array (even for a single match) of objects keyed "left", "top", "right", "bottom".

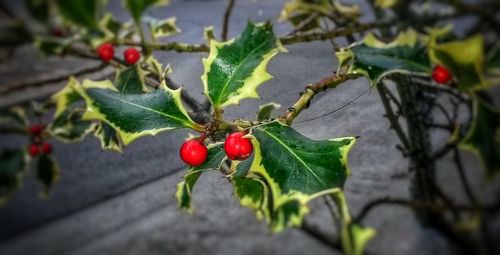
[
  {"left": 180, "top": 132, "right": 254, "bottom": 167},
  {"left": 97, "top": 43, "right": 141, "bottom": 65},
  {"left": 27, "top": 124, "right": 53, "bottom": 157}
]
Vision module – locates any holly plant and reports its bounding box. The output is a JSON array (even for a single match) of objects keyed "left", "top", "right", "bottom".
[{"left": 1, "top": 0, "right": 499, "bottom": 254}]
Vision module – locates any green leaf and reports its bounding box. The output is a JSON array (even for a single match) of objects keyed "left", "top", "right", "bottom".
[
  {"left": 25, "top": 0, "right": 50, "bottom": 22},
  {"left": 257, "top": 102, "right": 281, "bottom": 121},
  {"left": 34, "top": 36, "right": 70, "bottom": 56},
  {"left": 231, "top": 176, "right": 271, "bottom": 221},
  {"left": 52, "top": 76, "right": 82, "bottom": 118},
  {"left": 114, "top": 65, "right": 147, "bottom": 94},
  {"left": 337, "top": 30, "right": 431, "bottom": 86},
  {"left": 374, "top": 0, "right": 398, "bottom": 9},
  {"left": 250, "top": 121, "right": 356, "bottom": 202},
  {"left": 36, "top": 154, "right": 60, "bottom": 198},
  {"left": 124, "top": 0, "right": 170, "bottom": 22},
  {"left": 175, "top": 143, "right": 226, "bottom": 212},
  {"left": 48, "top": 109, "right": 95, "bottom": 143},
  {"left": 237, "top": 121, "right": 356, "bottom": 231},
  {"left": 93, "top": 122, "right": 123, "bottom": 152},
  {"left": 75, "top": 79, "right": 202, "bottom": 145},
  {"left": 146, "top": 17, "right": 181, "bottom": 41},
  {"left": 429, "top": 35, "right": 488, "bottom": 91},
  {"left": 460, "top": 94, "right": 500, "bottom": 176},
  {"left": 0, "top": 107, "right": 28, "bottom": 128},
  {"left": 202, "top": 22, "right": 286, "bottom": 108},
  {"left": 0, "top": 149, "right": 28, "bottom": 206},
  {"left": 90, "top": 13, "right": 123, "bottom": 47},
  {"left": 55, "top": 0, "right": 98, "bottom": 29},
  {"left": 487, "top": 42, "right": 500, "bottom": 74}
]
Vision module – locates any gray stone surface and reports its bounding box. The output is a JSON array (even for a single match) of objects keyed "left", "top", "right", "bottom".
[{"left": 0, "top": 0, "right": 499, "bottom": 255}]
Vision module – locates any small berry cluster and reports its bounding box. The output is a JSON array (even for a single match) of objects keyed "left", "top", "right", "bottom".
[
  {"left": 27, "top": 124, "right": 53, "bottom": 157},
  {"left": 180, "top": 132, "right": 253, "bottom": 167},
  {"left": 97, "top": 43, "right": 141, "bottom": 65}
]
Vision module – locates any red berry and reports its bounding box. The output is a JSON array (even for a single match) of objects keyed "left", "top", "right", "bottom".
[
  {"left": 97, "top": 43, "right": 114, "bottom": 62},
  {"left": 28, "top": 144, "right": 40, "bottom": 157},
  {"left": 123, "top": 48, "right": 141, "bottom": 65},
  {"left": 224, "top": 132, "right": 253, "bottom": 161},
  {"left": 29, "top": 124, "right": 44, "bottom": 136},
  {"left": 51, "top": 28, "right": 65, "bottom": 37},
  {"left": 41, "top": 143, "right": 53, "bottom": 154},
  {"left": 180, "top": 139, "right": 208, "bottom": 167},
  {"left": 432, "top": 65, "right": 452, "bottom": 84}
]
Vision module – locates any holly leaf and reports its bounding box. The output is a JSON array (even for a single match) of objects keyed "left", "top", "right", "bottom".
[
  {"left": 93, "top": 122, "right": 123, "bottom": 153},
  {"left": 145, "top": 17, "right": 181, "bottom": 41},
  {"left": 34, "top": 36, "right": 71, "bottom": 56},
  {"left": 239, "top": 121, "right": 356, "bottom": 230},
  {"left": 114, "top": 65, "right": 147, "bottom": 94},
  {"left": 202, "top": 21, "right": 286, "bottom": 108},
  {"left": 0, "top": 107, "right": 28, "bottom": 128},
  {"left": 374, "top": 0, "right": 398, "bottom": 9},
  {"left": 257, "top": 102, "right": 281, "bottom": 121},
  {"left": 36, "top": 154, "right": 60, "bottom": 198},
  {"left": 55, "top": 0, "right": 98, "bottom": 29},
  {"left": 52, "top": 76, "right": 82, "bottom": 118},
  {"left": 337, "top": 30, "right": 431, "bottom": 86},
  {"left": 176, "top": 143, "right": 226, "bottom": 212},
  {"left": 48, "top": 109, "right": 95, "bottom": 143},
  {"left": 460, "top": 95, "right": 500, "bottom": 176},
  {"left": 74, "top": 79, "right": 202, "bottom": 145},
  {"left": 0, "top": 149, "right": 28, "bottom": 206},
  {"left": 429, "top": 35, "right": 488, "bottom": 91},
  {"left": 124, "top": 0, "right": 170, "bottom": 22}
]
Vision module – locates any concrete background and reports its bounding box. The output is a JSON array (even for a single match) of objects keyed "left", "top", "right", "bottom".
[{"left": 0, "top": 0, "right": 499, "bottom": 254}]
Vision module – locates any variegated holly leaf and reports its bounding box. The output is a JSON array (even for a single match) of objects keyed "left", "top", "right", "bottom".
[
  {"left": 336, "top": 30, "right": 431, "bottom": 86},
  {"left": 90, "top": 13, "right": 123, "bottom": 48},
  {"left": 74, "top": 79, "right": 202, "bottom": 145},
  {"left": 429, "top": 35, "right": 488, "bottom": 91},
  {"left": 257, "top": 102, "right": 281, "bottom": 121},
  {"left": 232, "top": 121, "right": 356, "bottom": 231},
  {"left": 125, "top": 0, "right": 170, "bottom": 22},
  {"left": 93, "top": 122, "right": 123, "bottom": 152},
  {"left": 280, "top": 0, "right": 360, "bottom": 22},
  {"left": 250, "top": 121, "right": 355, "bottom": 202},
  {"left": 176, "top": 143, "right": 226, "bottom": 212},
  {"left": 231, "top": 176, "right": 271, "bottom": 220},
  {"left": 34, "top": 36, "right": 71, "bottom": 56},
  {"left": 0, "top": 149, "right": 28, "bottom": 206},
  {"left": 202, "top": 22, "right": 286, "bottom": 108},
  {"left": 145, "top": 17, "right": 181, "bottom": 41},
  {"left": 487, "top": 43, "right": 500, "bottom": 74},
  {"left": 0, "top": 107, "right": 28, "bottom": 128},
  {"left": 55, "top": 0, "right": 98, "bottom": 29},
  {"left": 460, "top": 95, "right": 500, "bottom": 176},
  {"left": 114, "top": 65, "right": 147, "bottom": 94},
  {"left": 374, "top": 0, "right": 398, "bottom": 9},
  {"left": 52, "top": 76, "right": 82, "bottom": 118},
  {"left": 36, "top": 154, "right": 60, "bottom": 198},
  {"left": 49, "top": 109, "right": 95, "bottom": 143}
]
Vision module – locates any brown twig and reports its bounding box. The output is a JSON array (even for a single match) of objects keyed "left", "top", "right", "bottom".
[
  {"left": 280, "top": 73, "right": 360, "bottom": 125},
  {"left": 221, "top": 0, "right": 235, "bottom": 41}
]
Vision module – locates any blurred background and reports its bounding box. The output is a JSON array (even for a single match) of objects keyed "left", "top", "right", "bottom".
[{"left": 0, "top": 0, "right": 499, "bottom": 254}]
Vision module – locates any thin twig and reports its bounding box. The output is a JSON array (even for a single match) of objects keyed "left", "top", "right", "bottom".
[
  {"left": 221, "top": 0, "right": 235, "bottom": 41},
  {"left": 280, "top": 73, "right": 361, "bottom": 125},
  {"left": 377, "top": 83, "right": 410, "bottom": 149}
]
